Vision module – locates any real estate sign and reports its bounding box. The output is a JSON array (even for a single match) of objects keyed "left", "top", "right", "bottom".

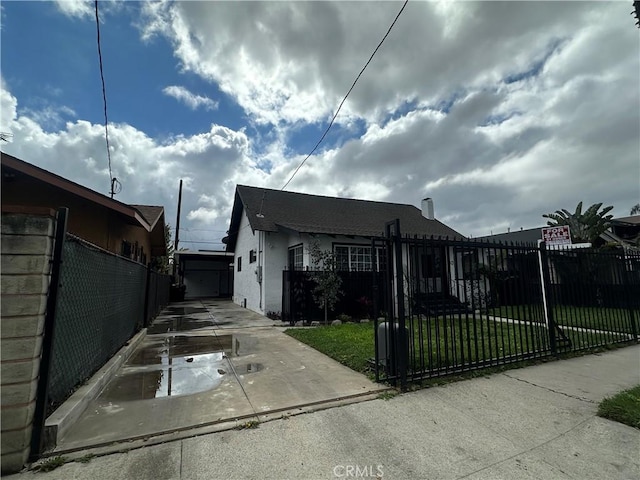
[{"left": 541, "top": 225, "right": 572, "bottom": 246}]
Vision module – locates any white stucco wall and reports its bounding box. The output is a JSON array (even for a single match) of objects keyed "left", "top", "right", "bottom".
[
  {"left": 262, "top": 231, "right": 290, "bottom": 315},
  {"left": 232, "top": 209, "right": 261, "bottom": 313},
  {"left": 236, "top": 226, "right": 379, "bottom": 316}
]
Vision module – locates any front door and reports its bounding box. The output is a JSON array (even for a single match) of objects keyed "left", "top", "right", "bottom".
[{"left": 421, "top": 246, "right": 447, "bottom": 293}]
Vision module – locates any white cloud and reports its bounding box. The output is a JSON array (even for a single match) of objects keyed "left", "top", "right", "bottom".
[
  {"left": 162, "top": 85, "right": 218, "bottom": 111},
  {"left": 4, "top": 1, "right": 639, "bottom": 246},
  {"left": 0, "top": 82, "right": 263, "bottom": 248},
  {"left": 54, "top": 0, "right": 93, "bottom": 19},
  {"left": 54, "top": 0, "right": 123, "bottom": 19}
]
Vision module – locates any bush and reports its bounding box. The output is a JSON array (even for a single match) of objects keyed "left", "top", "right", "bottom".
[
  {"left": 266, "top": 311, "right": 282, "bottom": 320},
  {"left": 337, "top": 313, "right": 352, "bottom": 323}
]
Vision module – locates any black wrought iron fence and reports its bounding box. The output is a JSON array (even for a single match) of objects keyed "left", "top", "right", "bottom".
[
  {"left": 47, "top": 234, "right": 170, "bottom": 412},
  {"left": 282, "top": 270, "right": 384, "bottom": 323},
  {"left": 374, "top": 220, "right": 640, "bottom": 387}
]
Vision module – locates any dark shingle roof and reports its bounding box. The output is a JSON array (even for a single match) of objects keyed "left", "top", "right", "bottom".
[{"left": 234, "top": 185, "right": 463, "bottom": 239}]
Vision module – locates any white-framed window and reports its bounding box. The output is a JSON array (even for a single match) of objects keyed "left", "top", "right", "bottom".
[
  {"left": 288, "top": 244, "right": 303, "bottom": 270},
  {"left": 334, "top": 245, "right": 386, "bottom": 272}
]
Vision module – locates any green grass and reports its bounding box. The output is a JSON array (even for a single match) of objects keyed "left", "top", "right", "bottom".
[
  {"left": 286, "top": 319, "right": 548, "bottom": 374},
  {"left": 286, "top": 314, "right": 633, "bottom": 379},
  {"left": 286, "top": 323, "right": 375, "bottom": 373},
  {"left": 597, "top": 385, "right": 640, "bottom": 429},
  {"left": 488, "top": 305, "right": 636, "bottom": 334},
  {"left": 410, "top": 315, "right": 549, "bottom": 370}
]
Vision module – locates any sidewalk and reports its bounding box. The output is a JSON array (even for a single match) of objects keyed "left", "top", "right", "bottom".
[{"left": 10, "top": 345, "right": 640, "bottom": 479}]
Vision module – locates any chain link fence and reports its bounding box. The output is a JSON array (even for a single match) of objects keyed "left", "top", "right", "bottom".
[{"left": 47, "top": 234, "right": 169, "bottom": 412}]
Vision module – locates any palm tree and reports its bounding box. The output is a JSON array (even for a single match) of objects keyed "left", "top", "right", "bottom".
[{"left": 542, "top": 202, "right": 613, "bottom": 245}]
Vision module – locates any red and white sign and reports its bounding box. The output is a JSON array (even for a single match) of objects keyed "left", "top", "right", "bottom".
[{"left": 541, "top": 225, "right": 572, "bottom": 246}]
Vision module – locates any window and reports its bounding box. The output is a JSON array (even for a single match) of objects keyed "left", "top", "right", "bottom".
[
  {"left": 121, "top": 240, "right": 132, "bottom": 258},
  {"left": 288, "top": 244, "right": 303, "bottom": 270},
  {"left": 237, "top": 257, "right": 242, "bottom": 272},
  {"left": 334, "top": 245, "right": 386, "bottom": 272},
  {"left": 249, "top": 249, "right": 257, "bottom": 263},
  {"left": 455, "top": 248, "right": 479, "bottom": 280}
]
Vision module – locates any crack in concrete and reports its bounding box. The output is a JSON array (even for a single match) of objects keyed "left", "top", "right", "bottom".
[
  {"left": 456, "top": 416, "right": 593, "bottom": 479},
  {"left": 502, "top": 373, "right": 597, "bottom": 404}
]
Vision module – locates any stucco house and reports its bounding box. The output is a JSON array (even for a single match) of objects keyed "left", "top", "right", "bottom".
[
  {"left": 223, "top": 185, "right": 463, "bottom": 317},
  {"left": 1, "top": 152, "right": 167, "bottom": 264}
]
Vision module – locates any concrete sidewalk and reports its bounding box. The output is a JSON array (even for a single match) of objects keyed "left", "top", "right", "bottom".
[{"left": 11, "top": 344, "right": 640, "bottom": 479}]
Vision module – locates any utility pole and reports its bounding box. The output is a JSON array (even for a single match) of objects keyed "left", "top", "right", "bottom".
[{"left": 173, "top": 179, "right": 183, "bottom": 278}]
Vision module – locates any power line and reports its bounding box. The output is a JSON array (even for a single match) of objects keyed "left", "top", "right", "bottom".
[
  {"left": 94, "top": 0, "right": 115, "bottom": 198},
  {"left": 280, "top": 0, "right": 409, "bottom": 191}
]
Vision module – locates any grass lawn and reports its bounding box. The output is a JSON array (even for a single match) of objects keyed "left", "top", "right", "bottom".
[
  {"left": 488, "top": 305, "right": 636, "bottom": 334},
  {"left": 286, "top": 318, "right": 551, "bottom": 375},
  {"left": 285, "top": 323, "right": 375, "bottom": 373},
  {"left": 597, "top": 385, "right": 640, "bottom": 429},
  {"left": 286, "top": 314, "right": 632, "bottom": 378}
]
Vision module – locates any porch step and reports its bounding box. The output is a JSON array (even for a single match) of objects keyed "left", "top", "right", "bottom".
[{"left": 413, "top": 293, "right": 470, "bottom": 316}]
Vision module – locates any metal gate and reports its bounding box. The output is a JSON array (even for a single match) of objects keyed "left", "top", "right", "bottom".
[{"left": 374, "top": 220, "right": 639, "bottom": 388}]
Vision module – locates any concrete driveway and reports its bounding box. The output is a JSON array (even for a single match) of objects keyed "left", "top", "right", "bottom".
[{"left": 49, "top": 299, "right": 386, "bottom": 454}]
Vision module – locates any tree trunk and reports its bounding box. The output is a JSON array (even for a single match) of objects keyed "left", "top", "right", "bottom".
[{"left": 324, "top": 300, "right": 328, "bottom": 326}]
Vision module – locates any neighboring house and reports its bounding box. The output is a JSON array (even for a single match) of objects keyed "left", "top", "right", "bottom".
[
  {"left": 223, "top": 184, "right": 463, "bottom": 316},
  {"left": 1, "top": 152, "right": 167, "bottom": 263},
  {"left": 606, "top": 215, "right": 640, "bottom": 249},
  {"left": 174, "top": 250, "right": 234, "bottom": 299},
  {"left": 479, "top": 216, "right": 640, "bottom": 251}
]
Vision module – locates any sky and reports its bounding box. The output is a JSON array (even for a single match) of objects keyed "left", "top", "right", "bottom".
[{"left": 1, "top": 0, "right": 639, "bottom": 251}]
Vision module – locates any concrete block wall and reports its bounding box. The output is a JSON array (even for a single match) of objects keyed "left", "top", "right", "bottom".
[{"left": 1, "top": 207, "right": 56, "bottom": 473}]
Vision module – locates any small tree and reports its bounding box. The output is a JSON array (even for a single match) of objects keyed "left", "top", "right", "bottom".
[
  {"left": 308, "top": 241, "right": 342, "bottom": 325},
  {"left": 153, "top": 223, "right": 174, "bottom": 274},
  {"left": 542, "top": 201, "right": 613, "bottom": 245},
  {"left": 631, "top": 203, "right": 640, "bottom": 215}
]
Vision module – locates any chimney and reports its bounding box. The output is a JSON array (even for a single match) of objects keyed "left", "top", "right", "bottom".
[{"left": 421, "top": 198, "right": 434, "bottom": 220}]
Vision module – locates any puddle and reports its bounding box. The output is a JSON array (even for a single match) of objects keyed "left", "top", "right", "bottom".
[
  {"left": 101, "top": 352, "right": 227, "bottom": 400},
  {"left": 147, "top": 316, "right": 215, "bottom": 334},
  {"left": 235, "top": 363, "right": 263, "bottom": 374},
  {"left": 164, "top": 307, "right": 208, "bottom": 315},
  {"left": 128, "top": 335, "right": 237, "bottom": 366}
]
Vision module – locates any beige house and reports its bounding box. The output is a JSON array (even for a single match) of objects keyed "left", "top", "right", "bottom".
[{"left": 1, "top": 152, "right": 166, "bottom": 263}]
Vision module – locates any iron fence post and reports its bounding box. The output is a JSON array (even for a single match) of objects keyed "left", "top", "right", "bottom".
[
  {"left": 539, "top": 241, "right": 557, "bottom": 355},
  {"left": 30, "top": 207, "right": 68, "bottom": 459},
  {"left": 389, "top": 219, "right": 408, "bottom": 390},
  {"left": 622, "top": 250, "right": 638, "bottom": 342}
]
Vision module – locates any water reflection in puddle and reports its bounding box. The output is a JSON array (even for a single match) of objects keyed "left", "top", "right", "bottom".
[
  {"left": 147, "top": 316, "right": 215, "bottom": 334},
  {"left": 128, "top": 335, "right": 235, "bottom": 366},
  {"left": 102, "top": 352, "right": 227, "bottom": 400},
  {"left": 236, "top": 363, "right": 263, "bottom": 374}
]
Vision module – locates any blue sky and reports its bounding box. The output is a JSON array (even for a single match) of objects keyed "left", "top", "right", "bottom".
[
  {"left": 3, "top": 2, "right": 249, "bottom": 138},
  {"left": 1, "top": 1, "right": 638, "bottom": 249}
]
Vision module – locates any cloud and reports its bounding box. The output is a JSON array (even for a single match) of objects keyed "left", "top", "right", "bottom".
[
  {"left": 53, "top": 0, "right": 123, "bottom": 19},
  {"left": 0, "top": 82, "right": 264, "bottom": 248},
  {"left": 162, "top": 85, "right": 218, "bottom": 111},
  {"left": 54, "top": 0, "right": 93, "bottom": 19},
  {"left": 3, "top": 1, "right": 639, "bottom": 248}
]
